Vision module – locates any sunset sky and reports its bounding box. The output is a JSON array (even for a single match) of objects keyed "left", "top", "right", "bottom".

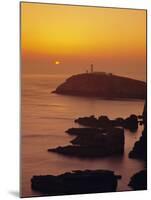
[{"left": 21, "top": 2, "right": 146, "bottom": 81}]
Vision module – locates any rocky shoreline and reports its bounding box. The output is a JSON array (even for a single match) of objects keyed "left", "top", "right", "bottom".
[{"left": 31, "top": 103, "right": 147, "bottom": 194}]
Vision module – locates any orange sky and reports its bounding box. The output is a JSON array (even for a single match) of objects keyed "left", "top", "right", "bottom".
[{"left": 21, "top": 2, "right": 146, "bottom": 81}]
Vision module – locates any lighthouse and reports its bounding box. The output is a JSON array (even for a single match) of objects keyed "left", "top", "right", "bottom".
[{"left": 90, "top": 64, "right": 94, "bottom": 73}]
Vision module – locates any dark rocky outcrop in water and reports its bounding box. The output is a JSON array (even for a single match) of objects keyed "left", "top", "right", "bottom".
[
  {"left": 128, "top": 170, "right": 147, "bottom": 190},
  {"left": 52, "top": 73, "right": 146, "bottom": 99},
  {"left": 128, "top": 128, "right": 147, "bottom": 160},
  {"left": 48, "top": 127, "right": 124, "bottom": 158},
  {"left": 31, "top": 170, "right": 121, "bottom": 195},
  {"left": 75, "top": 114, "right": 138, "bottom": 132},
  {"left": 129, "top": 103, "right": 147, "bottom": 160}
]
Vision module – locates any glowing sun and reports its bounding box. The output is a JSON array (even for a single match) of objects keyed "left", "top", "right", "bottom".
[{"left": 54, "top": 61, "right": 60, "bottom": 65}]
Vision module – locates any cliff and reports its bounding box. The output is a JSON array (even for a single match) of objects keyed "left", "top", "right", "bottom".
[{"left": 53, "top": 73, "right": 146, "bottom": 99}]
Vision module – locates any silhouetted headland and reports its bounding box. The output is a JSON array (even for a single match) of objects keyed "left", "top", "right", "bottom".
[
  {"left": 31, "top": 170, "right": 121, "bottom": 195},
  {"left": 48, "top": 127, "right": 124, "bottom": 158},
  {"left": 52, "top": 72, "right": 146, "bottom": 99}
]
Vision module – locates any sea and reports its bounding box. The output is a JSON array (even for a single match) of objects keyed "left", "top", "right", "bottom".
[{"left": 21, "top": 74, "right": 145, "bottom": 197}]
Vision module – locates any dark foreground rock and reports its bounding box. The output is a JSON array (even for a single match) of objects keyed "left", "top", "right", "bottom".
[
  {"left": 31, "top": 170, "right": 121, "bottom": 195},
  {"left": 128, "top": 170, "right": 147, "bottom": 190},
  {"left": 48, "top": 127, "right": 124, "bottom": 158},
  {"left": 52, "top": 73, "right": 146, "bottom": 99},
  {"left": 75, "top": 114, "right": 138, "bottom": 132}
]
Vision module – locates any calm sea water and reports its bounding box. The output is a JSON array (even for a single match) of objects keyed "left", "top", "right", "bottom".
[{"left": 21, "top": 74, "right": 145, "bottom": 197}]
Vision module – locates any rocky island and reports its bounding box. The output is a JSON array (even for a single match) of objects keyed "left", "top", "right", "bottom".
[
  {"left": 31, "top": 170, "right": 121, "bottom": 195},
  {"left": 52, "top": 72, "right": 146, "bottom": 99}
]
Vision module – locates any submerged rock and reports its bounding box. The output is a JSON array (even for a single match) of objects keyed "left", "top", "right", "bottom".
[
  {"left": 128, "top": 170, "right": 147, "bottom": 190},
  {"left": 31, "top": 169, "right": 121, "bottom": 195},
  {"left": 52, "top": 73, "right": 146, "bottom": 99},
  {"left": 48, "top": 127, "right": 124, "bottom": 158}
]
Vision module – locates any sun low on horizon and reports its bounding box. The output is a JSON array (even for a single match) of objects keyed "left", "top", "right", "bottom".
[
  {"left": 54, "top": 61, "right": 61, "bottom": 65},
  {"left": 21, "top": 2, "right": 146, "bottom": 81}
]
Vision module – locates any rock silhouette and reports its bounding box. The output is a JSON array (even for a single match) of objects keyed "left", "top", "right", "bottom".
[
  {"left": 31, "top": 170, "right": 121, "bottom": 195},
  {"left": 75, "top": 114, "right": 138, "bottom": 132},
  {"left": 48, "top": 127, "right": 124, "bottom": 158}
]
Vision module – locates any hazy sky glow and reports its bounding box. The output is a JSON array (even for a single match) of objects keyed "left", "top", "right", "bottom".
[{"left": 21, "top": 3, "right": 146, "bottom": 81}]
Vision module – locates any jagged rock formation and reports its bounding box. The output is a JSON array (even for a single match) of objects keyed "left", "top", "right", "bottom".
[
  {"left": 52, "top": 73, "right": 146, "bottom": 99},
  {"left": 48, "top": 127, "right": 124, "bottom": 158},
  {"left": 128, "top": 170, "right": 147, "bottom": 190},
  {"left": 75, "top": 114, "right": 138, "bottom": 132},
  {"left": 31, "top": 170, "right": 121, "bottom": 195}
]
